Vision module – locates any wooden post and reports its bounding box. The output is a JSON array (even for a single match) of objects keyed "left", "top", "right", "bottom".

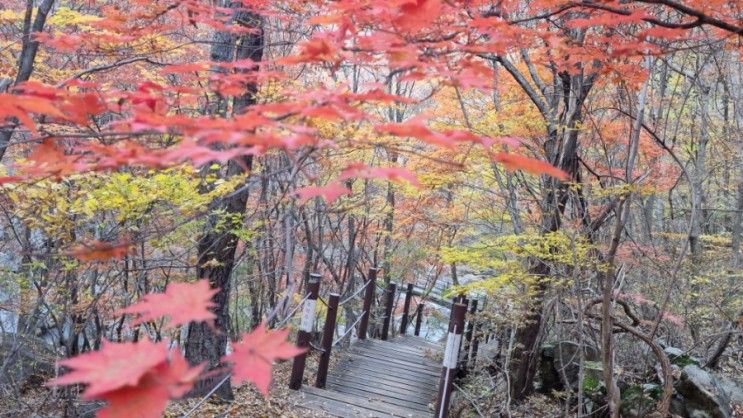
[
  {"left": 357, "top": 268, "right": 377, "bottom": 340},
  {"left": 459, "top": 299, "right": 478, "bottom": 375},
  {"left": 470, "top": 297, "right": 484, "bottom": 367},
  {"left": 289, "top": 273, "right": 320, "bottom": 390},
  {"left": 381, "top": 283, "right": 396, "bottom": 340},
  {"left": 435, "top": 302, "right": 466, "bottom": 418},
  {"left": 469, "top": 322, "right": 481, "bottom": 368},
  {"left": 399, "top": 283, "right": 414, "bottom": 335},
  {"left": 457, "top": 297, "right": 468, "bottom": 348},
  {"left": 414, "top": 303, "right": 424, "bottom": 336},
  {"left": 315, "top": 293, "right": 339, "bottom": 388}
]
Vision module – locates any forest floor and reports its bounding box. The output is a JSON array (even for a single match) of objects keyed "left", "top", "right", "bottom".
[{"left": 166, "top": 353, "right": 333, "bottom": 418}]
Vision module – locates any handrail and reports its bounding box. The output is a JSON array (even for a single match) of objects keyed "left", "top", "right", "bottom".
[
  {"left": 332, "top": 311, "right": 365, "bottom": 346},
  {"left": 287, "top": 267, "right": 490, "bottom": 411},
  {"left": 275, "top": 292, "right": 311, "bottom": 328},
  {"left": 339, "top": 278, "right": 372, "bottom": 306}
]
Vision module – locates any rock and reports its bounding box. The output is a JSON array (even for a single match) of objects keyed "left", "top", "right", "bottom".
[
  {"left": 621, "top": 383, "right": 661, "bottom": 418},
  {"left": 665, "top": 346, "right": 685, "bottom": 358},
  {"left": 0, "top": 333, "right": 58, "bottom": 390},
  {"left": 665, "top": 346, "right": 701, "bottom": 367},
  {"left": 675, "top": 364, "right": 743, "bottom": 418},
  {"left": 538, "top": 341, "right": 600, "bottom": 393}
]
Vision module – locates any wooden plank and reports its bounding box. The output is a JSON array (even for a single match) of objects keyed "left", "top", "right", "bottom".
[
  {"left": 325, "top": 383, "right": 432, "bottom": 413},
  {"left": 333, "top": 363, "right": 439, "bottom": 390},
  {"left": 328, "top": 375, "right": 434, "bottom": 401},
  {"left": 361, "top": 338, "right": 438, "bottom": 353},
  {"left": 358, "top": 339, "right": 440, "bottom": 358},
  {"left": 327, "top": 377, "right": 434, "bottom": 406},
  {"left": 396, "top": 335, "right": 444, "bottom": 347},
  {"left": 335, "top": 360, "right": 439, "bottom": 384},
  {"left": 347, "top": 347, "right": 441, "bottom": 373},
  {"left": 299, "top": 390, "right": 395, "bottom": 417},
  {"left": 332, "top": 363, "right": 436, "bottom": 387},
  {"left": 341, "top": 353, "right": 441, "bottom": 377},
  {"left": 328, "top": 373, "right": 437, "bottom": 396},
  {"left": 302, "top": 386, "right": 429, "bottom": 418},
  {"left": 335, "top": 356, "right": 440, "bottom": 379},
  {"left": 342, "top": 350, "right": 439, "bottom": 373},
  {"left": 395, "top": 337, "right": 444, "bottom": 351},
  {"left": 353, "top": 340, "right": 439, "bottom": 360},
  {"left": 349, "top": 345, "right": 441, "bottom": 371}
]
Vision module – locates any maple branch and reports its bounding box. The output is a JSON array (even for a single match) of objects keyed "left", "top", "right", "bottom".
[
  {"left": 63, "top": 57, "right": 168, "bottom": 84},
  {"left": 0, "top": 0, "right": 55, "bottom": 162},
  {"left": 488, "top": 55, "right": 552, "bottom": 125},
  {"left": 584, "top": 299, "right": 673, "bottom": 417},
  {"left": 632, "top": 0, "right": 743, "bottom": 34},
  {"left": 520, "top": 49, "right": 550, "bottom": 101},
  {"left": 499, "top": 1, "right": 743, "bottom": 35},
  {"left": 16, "top": 0, "right": 55, "bottom": 84}
]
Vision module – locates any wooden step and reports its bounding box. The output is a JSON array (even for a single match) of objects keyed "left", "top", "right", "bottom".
[{"left": 300, "top": 386, "right": 430, "bottom": 418}]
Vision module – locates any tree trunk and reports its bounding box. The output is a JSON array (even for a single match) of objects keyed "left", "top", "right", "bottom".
[
  {"left": 184, "top": 4, "right": 263, "bottom": 400},
  {"left": 508, "top": 70, "right": 586, "bottom": 400},
  {"left": 0, "top": 0, "right": 55, "bottom": 162}
]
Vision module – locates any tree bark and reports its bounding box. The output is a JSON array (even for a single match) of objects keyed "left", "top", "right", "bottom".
[
  {"left": 0, "top": 0, "right": 55, "bottom": 162},
  {"left": 184, "top": 3, "right": 263, "bottom": 400},
  {"left": 507, "top": 68, "right": 589, "bottom": 401}
]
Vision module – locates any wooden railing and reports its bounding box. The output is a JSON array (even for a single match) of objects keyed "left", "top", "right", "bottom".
[{"left": 286, "top": 268, "right": 484, "bottom": 418}]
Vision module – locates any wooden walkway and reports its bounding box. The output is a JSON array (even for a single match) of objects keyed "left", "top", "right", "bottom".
[{"left": 298, "top": 335, "right": 443, "bottom": 417}]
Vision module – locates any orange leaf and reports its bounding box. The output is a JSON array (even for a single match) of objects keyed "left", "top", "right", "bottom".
[
  {"left": 340, "top": 162, "right": 421, "bottom": 186},
  {"left": 161, "top": 63, "right": 208, "bottom": 74},
  {"left": 22, "top": 139, "right": 82, "bottom": 178},
  {"left": 376, "top": 121, "right": 457, "bottom": 148},
  {"left": 493, "top": 152, "right": 569, "bottom": 181},
  {"left": 66, "top": 239, "right": 131, "bottom": 261},
  {"left": 295, "top": 181, "right": 351, "bottom": 204},
  {"left": 279, "top": 38, "right": 337, "bottom": 64}
]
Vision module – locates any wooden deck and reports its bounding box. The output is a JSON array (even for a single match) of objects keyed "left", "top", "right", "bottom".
[{"left": 298, "top": 335, "right": 443, "bottom": 417}]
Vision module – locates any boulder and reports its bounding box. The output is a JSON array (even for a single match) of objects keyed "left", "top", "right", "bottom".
[
  {"left": 673, "top": 364, "right": 743, "bottom": 418},
  {"left": 621, "top": 383, "right": 662, "bottom": 418},
  {"left": 538, "top": 341, "right": 600, "bottom": 393},
  {"left": 0, "top": 333, "right": 57, "bottom": 390},
  {"left": 664, "top": 346, "right": 701, "bottom": 367}
]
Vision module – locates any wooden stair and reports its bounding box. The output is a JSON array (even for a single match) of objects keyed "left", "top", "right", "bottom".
[{"left": 298, "top": 336, "right": 443, "bottom": 417}]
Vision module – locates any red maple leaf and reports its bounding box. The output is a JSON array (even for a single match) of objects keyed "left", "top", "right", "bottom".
[
  {"left": 223, "top": 323, "right": 306, "bottom": 396},
  {"left": 492, "top": 152, "right": 569, "bottom": 181},
  {"left": 22, "top": 139, "right": 82, "bottom": 178},
  {"left": 118, "top": 279, "right": 218, "bottom": 329},
  {"left": 339, "top": 162, "right": 421, "bottom": 186},
  {"left": 97, "top": 350, "right": 203, "bottom": 418},
  {"left": 96, "top": 378, "right": 171, "bottom": 418},
  {"left": 376, "top": 120, "right": 457, "bottom": 148},
  {"left": 47, "top": 339, "right": 168, "bottom": 399},
  {"left": 279, "top": 37, "right": 337, "bottom": 64},
  {"left": 50, "top": 343, "right": 203, "bottom": 418},
  {"left": 394, "top": 0, "right": 442, "bottom": 31},
  {"left": 34, "top": 32, "right": 83, "bottom": 52},
  {"left": 295, "top": 181, "right": 351, "bottom": 204}
]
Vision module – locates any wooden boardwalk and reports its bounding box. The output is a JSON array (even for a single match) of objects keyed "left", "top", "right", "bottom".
[{"left": 298, "top": 335, "right": 443, "bottom": 417}]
